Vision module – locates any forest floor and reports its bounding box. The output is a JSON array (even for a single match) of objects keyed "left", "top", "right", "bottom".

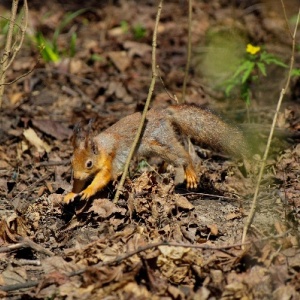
[{"left": 0, "top": 0, "right": 299, "bottom": 299}]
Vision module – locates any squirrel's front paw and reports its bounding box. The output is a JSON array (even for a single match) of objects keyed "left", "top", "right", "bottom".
[
  {"left": 64, "top": 192, "right": 78, "bottom": 204},
  {"left": 79, "top": 186, "right": 96, "bottom": 200}
]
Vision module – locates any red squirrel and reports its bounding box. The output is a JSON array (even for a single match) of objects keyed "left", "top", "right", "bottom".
[{"left": 64, "top": 104, "right": 249, "bottom": 203}]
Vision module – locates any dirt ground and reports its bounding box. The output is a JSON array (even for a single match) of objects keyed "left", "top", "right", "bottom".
[{"left": 0, "top": 0, "right": 299, "bottom": 299}]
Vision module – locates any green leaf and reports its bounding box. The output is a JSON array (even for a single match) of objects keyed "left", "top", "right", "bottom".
[
  {"left": 257, "top": 62, "right": 267, "bottom": 76},
  {"left": 120, "top": 20, "right": 129, "bottom": 33},
  {"left": 242, "top": 61, "right": 255, "bottom": 83},
  {"left": 231, "top": 60, "right": 251, "bottom": 80},
  {"left": 133, "top": 24, "right": 146, "bottom": 39},
  {"left": 225, "top": 83, "right": 235, "bottom": 96},
  {"left": 53, "top": 8, "right": 88, "bottom": 49},
  {"left": 90, "top": 54, "right": 104, "bottom": 62},
  {"left": 260, "top": 52, "right": 288, "bottom": 68},
  {"left": 35, "top": 33, "right": 60, "bottom": 62},
  {"left": 69, "top": 32, "right": 77, "bottom": 57},
  {"left": 291, "top": 68, "right": 300, "bottom": 77}
]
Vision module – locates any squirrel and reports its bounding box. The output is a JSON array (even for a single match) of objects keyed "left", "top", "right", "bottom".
[{"left": 63, "top": 104, "right": 250, "bottom": 203}]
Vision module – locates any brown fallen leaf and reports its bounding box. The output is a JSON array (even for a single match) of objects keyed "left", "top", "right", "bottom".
[
  {"left": 273, "top": 285, "right": 299, "bottom": 300},
  {"left": 207, "top": 223, "right": 218, "bottom": 236},
  {"left": 42, "top": 256, "right": 81, "bottom": 275},
  {"left": 23, "top": 128, "right": 51, "bottom": 153},
  {"left": 167, "top": 285, "right": 185, "bottom": 299},
  {"left": 226, "top": 212, "right": 242, "bottom": 221},
  {"left": 0, "top": 160, "right": 10, "bottom": 169},
  {"left": 32, "top": 119, "right": 72, "bottom": 141},
  {"left": 174, "top": 194, "right": 194, "bottom": 210},
  {"left": 9, "top": 92, "right": 24, "bottom": 105},
  {"left": 0, "top": 268, "right": 27, "bottom": 286},
  {"left": 122, "top": 282, "right": 154, "bottom": 299},
  {"left": 123, "top": 41, "right": 152, "bottom": 57},
  {"left": 107, "top": 51, "right": 131, "bottom": 72},
  {"left": 88, "top": 199, "right": 126, "bottom": 218}
]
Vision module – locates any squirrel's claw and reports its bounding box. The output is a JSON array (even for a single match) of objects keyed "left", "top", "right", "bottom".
[
  {"left": 184, "top": 166, "right": 198, "bottom": 189},
  {"left": 63, "top": 192, "right": 78, "bottom": 204},
  {"left": 79, "top": 186, "right": 96, "bottom": 200}
]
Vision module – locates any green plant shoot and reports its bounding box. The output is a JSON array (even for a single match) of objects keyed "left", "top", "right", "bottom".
[
  {"left": 132, "top": 24, "right": 147, "bottom": 39},
  {"left": 34, "top": 8, "right": 87, "bottom": 63},
  {"left": 224, "top": 44, "right": 289, "bottom": 105}
]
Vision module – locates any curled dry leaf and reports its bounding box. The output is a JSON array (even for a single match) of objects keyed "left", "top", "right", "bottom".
[
  {"left": 23, "top": 128, "right": 51, "bottom": 153},
  {"left": 0, "top": 215, "right": 29, "bottom": 242},
  {"left": 88, "top": 199, "right": 126, "bottom": 218},
  {"left": 207, "top": 223, "right": 218, "bottom": 236},
  {"left": 157, "top": 246, "right": 202, "bottom": 284},
  {"left": 174, "top": 194, "right": 194, "bottom": 210}
]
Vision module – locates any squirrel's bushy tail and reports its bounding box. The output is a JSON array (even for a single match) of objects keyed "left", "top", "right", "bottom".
[{"left": 166, "top": 104, "right": 249, "bottom": 159}]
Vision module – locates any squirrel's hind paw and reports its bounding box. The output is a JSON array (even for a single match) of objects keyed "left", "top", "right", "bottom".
[{"left": 184, "top": 165, "right": 198, "bottom": 189}]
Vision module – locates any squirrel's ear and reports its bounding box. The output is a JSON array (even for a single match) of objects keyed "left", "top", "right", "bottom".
[
  {"left": 72, "top": 123, "right": 84, "bottom": 148},
  {"left": 84, "top": 119, "right": 94, "bottom": 149},
  {"left": 86, "top": 119, "right": 98, "bottom": 155},
  {"left": 91, "top": 140, "right": 99, "bottom": 155}
]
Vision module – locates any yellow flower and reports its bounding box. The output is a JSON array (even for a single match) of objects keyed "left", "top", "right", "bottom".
[{"left": 246, "top": 44, "right": 261, "bottom": 55}]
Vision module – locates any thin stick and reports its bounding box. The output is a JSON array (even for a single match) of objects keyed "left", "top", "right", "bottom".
[
  {"left": 3, "top": 1, "right": 28, "bottom": 72},
  {"left": 181, "top": 0, "right": 192, "bottom": 103},
  {"left": 0, "top": 0, "right": 28, "bottom": 107},
  {"left": 0, "top": 0, "right": 19, "bottom": 106},
  {"left": 1, "top": 63, "right": 37, "bottom": 86},
  {"left": 242, "top": 5, "right": 300, "bottom": 245},
  {"left": 113, "top": 0, "right": 163, "bottom": 203},
  {"left": 0, "top": 237, "right": 54, "bottom": 256}
]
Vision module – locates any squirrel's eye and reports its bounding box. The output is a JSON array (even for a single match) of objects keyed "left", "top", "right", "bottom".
[{"left": 86, "top": 160, "right": 93, "bottom": 169}]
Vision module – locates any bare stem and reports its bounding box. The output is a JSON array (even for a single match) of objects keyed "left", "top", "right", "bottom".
[
  {"left": 113, "top": 0, "right": 163, "bottom": 203},
  {"left": 181, "top": 0, "right": 193, "bottom": 103},
  {"left": 0, "top": 0, "right": 28, "bottom": 107},
  {"left": 242, "top": 5, "right": 300, "bottom": 245}
]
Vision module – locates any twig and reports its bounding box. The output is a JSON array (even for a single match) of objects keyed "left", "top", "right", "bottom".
[
  {"left": 241, "top": 5, "right": 300, "bottom": 245},
  {"left": 113, "top": 0, "right": 163, "bottom": 203},
  {"left": 157, "top": 69, "right": 178, "bottom": 102},
  {"left": 0, "top": 237, "right": 53, "bottom": 256},
  {"left": 280, "top": 0, "right": 293, "bottom": 40},
  {"left": 0, "top": 0, "right": 28, "bottom": 107},
  {"left": 181, "top": 0, "right": 192, "bottom": 103},
  {"left": 180, "top": 191, "right": 239, "bottom": 201},
  {"left": 3, "top": 1, "right": 28, "bottom": 72},
  {"left": 0, "top": 230, "right": 290, "bottom": 292},
  {"left": 0, "top": 0, "right": 19, "bottom": 106},
  {"left": 12, "top": 173, "right": 52, "bottom": 200},
  {"left": 0, "top": 63, "right": 38, "bottom": 86},
  {"left": 0, "top": 281, "right": 38, "bottom": 293},
  {"left": 34, "top": 68, "right": 95, "bottom": 85}
]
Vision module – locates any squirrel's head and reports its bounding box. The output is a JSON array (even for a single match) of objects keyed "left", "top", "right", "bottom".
[{"left": 71, "top": 120, "right": 99, "bottom": 180}]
